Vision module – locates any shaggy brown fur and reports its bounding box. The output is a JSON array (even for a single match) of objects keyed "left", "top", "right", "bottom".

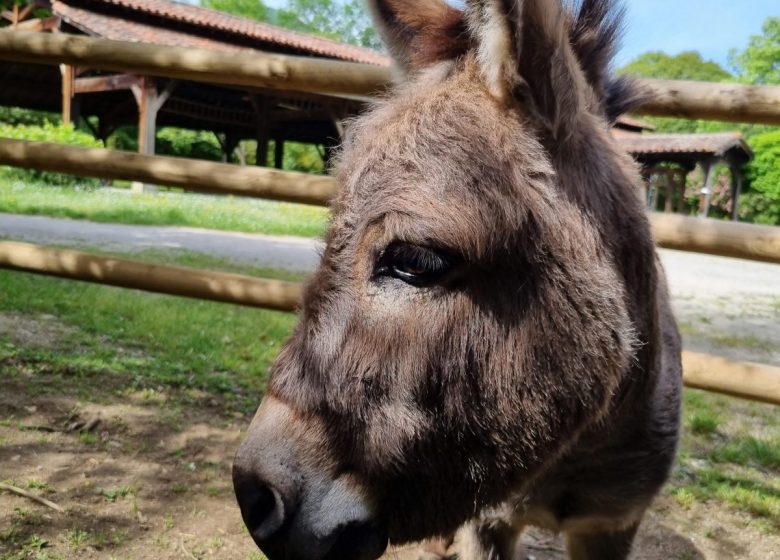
[{"left": 234, "top": 1, "right": 681, "bottom": 559}]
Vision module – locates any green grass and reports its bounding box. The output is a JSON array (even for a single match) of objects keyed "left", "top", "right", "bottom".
[
  {"left": 669, "top": 389, "right": 780, "bottom": 532},
  {"left": 0, "top": 179, "right": 329, "bottom": 238},
  {"left": 0, "top": 252, "right": 299, "bottom": 410}
]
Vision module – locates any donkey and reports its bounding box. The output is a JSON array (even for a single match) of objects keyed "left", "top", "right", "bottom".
[{"left": 233, "top": 0, "right": 682, "bottom": 558}]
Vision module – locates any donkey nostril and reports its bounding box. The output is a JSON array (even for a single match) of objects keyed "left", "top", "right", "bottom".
[
  {"left": 322, "top": 521, "right": 388, "bottom": 560},
  {"left": 242, "top": 481, "right": 286, "bottom": 542}
]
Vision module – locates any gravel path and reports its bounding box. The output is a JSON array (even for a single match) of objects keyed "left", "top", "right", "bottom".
[
  {"left": 0, "top": 212, "right": 322, "bottom": 272},
  {"left": 2, "top": 212, "right": 778, "bottom": 365}
]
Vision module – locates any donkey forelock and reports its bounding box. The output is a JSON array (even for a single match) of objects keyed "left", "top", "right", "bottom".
[{"left": 234, "top": 1, "right": 680, "bottom": 558}]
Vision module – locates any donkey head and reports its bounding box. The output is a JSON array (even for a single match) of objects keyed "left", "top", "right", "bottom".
[{"left": 234, "top": 1, "right": 645, "bottom": 558}]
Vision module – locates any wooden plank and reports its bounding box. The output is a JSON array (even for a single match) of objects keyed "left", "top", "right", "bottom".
[
  {"left": 0, "top": 138, "right": 338, "bottom": 206},
  {"left": 640, "top": 79, "right": 780, "bottom": 126},
  {"left": 13, "top": 16, "right": 60, "bottom": 32},
  {"left": 649, "top": 212, "right": 780, "bottom": 264},
  {"left": 0, "top": 240, "right": 302, "bottom": 312},
  {"left": 60, "top": 63, "right": 74, "bottom": 125},
  {"left": 0, "top": 30, "right": 391, "bottom": 97},
  {"left": 74, "top": 73, "right": 140, "bottom": 94},
  {"left": 2, "top": 31, "right": 780, "bottom": 124},
  {"left": 682, "top": 352, "right": 780, "bottom": 406}
]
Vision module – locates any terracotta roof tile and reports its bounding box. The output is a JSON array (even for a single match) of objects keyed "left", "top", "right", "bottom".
[
  {"left": 54, "top": 0, "right": 390, "bottom": 65},
  {"left": 54, "top": 2, "right": 248, "bottom": 51},
  {"left": 614, "top": 132, "right": 753, "bottom": 159}
]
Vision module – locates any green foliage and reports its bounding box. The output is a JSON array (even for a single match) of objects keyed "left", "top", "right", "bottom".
[
  {"left": 200, "top": 0, "right": 268, "bottom": 22},
  {"left": 730, "top": 17, "right": 780, "bottom": 85},
  {"left": 276, "top": 0, "right": 381, "bottom": 49},
  {"left": 0, "top": 106, "right": 58, "bottom": 126},
  {"left": 0, "top": 122, "right": 102, "bottom": 186},
  {"left": 201, "top": 0, "right": 381, "bottom": 49},
  {"left": 0, "top": 0, "right": 52, "bottom": 27},
  {"left": 0, "top": 179, "right": 330, "bottom": 238},
  {"left": 273, "top": 140, "right": 325, "bottom": 174},
  {"left": 740, "top": 130, "right": 780, "bottom": 225},
  {"left": 620, "top": 50, "right": 732, "bottom": 82},
  {"left": 156, "top": 128, "right": 223, "bottom": 161}
]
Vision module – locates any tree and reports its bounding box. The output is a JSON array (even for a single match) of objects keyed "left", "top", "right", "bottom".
[
  {"left": 730, "top": 17, "right": 780, "bottom": 85},
  {"left": 620, "top": 50, "right": 732, "bottom": 82},
  {"left": 740, "top": 129, "right": 780, "bottom": 225},
  {"left": 618, "top": 51, "right": 734, "bottom": 133},
  {"left": 276, "top": 0, "right": 380, "bottom": 49},
  {"left": 199, "top": 0, "right": 268, "bottom": 22}
]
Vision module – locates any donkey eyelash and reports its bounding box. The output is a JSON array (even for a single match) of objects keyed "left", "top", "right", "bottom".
[{"left": 374, "top": 242, "right": 458, "bottom": 287}]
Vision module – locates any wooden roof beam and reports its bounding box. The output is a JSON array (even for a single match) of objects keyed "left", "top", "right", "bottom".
[
  {"left": 14, "top": 16, "right": 60, "bottom": 32},
  {"left": 74, "top": 73, "right": 141, "bottom": 94}
]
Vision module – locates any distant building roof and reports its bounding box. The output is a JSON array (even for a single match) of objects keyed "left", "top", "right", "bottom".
[
  {"left": 52, "top": 0, "right": 390, "bottom": 65},
  {"left": 616, "top": 132, "right": 753, "bottom": 161}
]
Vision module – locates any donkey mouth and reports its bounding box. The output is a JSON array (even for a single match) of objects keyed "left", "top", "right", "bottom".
[{"left": 256, "top": 521, "right": 388, "bottom": 560}]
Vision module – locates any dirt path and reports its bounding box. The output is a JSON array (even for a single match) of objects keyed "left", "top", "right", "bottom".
[{"left": 0, "top": 213, "right": 322, "bottom": 272}]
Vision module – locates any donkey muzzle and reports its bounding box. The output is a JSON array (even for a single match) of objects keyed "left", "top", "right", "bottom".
[{"left": 233, "top": 397, "right": 388, "bottom": 560}]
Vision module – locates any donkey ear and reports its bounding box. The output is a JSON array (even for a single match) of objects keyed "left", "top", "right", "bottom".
[
  {"left": 366, "top": 0, "right": 469, "bottom": 74},
  {"left": 467, "top": 0, "right": 589, "bottom": 137}
]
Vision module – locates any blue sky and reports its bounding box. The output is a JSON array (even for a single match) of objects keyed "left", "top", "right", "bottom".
[{"left": 258, "top": 0, "right": 777, "bottom": 71}]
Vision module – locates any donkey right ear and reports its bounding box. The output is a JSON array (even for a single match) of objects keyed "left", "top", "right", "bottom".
[{"left": 366, "top": 0, "right": 468, "bottom": 74}]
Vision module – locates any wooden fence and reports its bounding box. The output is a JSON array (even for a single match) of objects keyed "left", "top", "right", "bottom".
[
  {"left": 3, "top": 31, "right": 780, "bottom": 124},
  {"left": 0, "top": 30, "right": 779, "bottom": 405}
]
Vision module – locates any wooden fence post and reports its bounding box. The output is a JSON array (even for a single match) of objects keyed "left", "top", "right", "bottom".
[{"left": 130, "top": 78, "right": 176, "bottom": 193}]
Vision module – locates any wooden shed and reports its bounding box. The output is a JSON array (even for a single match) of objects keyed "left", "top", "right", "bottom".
[{"left": 614, "top": 131, "right": 753, "bottom": 220}]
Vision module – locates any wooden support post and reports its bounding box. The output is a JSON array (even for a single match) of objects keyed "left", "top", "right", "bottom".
[
  {"left": 274, "top": 138, "right": 284, "bottom": 170},
  {"left": 699, "top": 160, "right": 715, "bottom": 218},
  {"left": 677, "top": 169, "right": 688, "bottom": 214},
  {"left": 640, "top": 167, "right": 652, "bottom": 208},
  {"left": 222, "top": 134, "right": 239, "bottom": 164},
  {"left": 731, "top": 167, "right": 743, "bottom": 222},
  {"left": 130, "top": 78, "right": 176, "bottom": 193},
  {"left": 60, "top": 64, "right": 74, "bottom": 125},
  {"left": 250, "top": 95, "right": 270, "bottom": 167},
  {"left": 664, "top": 174, "right": 674, "bottom": 213}
]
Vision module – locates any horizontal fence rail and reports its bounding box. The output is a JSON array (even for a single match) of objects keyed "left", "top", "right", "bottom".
[
  {"left": 2, "top": 138, "right": 780, "bottom": 264},
  {"left": 649, "top": 213, "right": 780, "bottom": 265},
  {"left": 0, "top": 30, "right": 389, "bottom": 97},
  {"left": 1, "top": 240, "right": 778, "bottom": 405},
  {"left": 682, "top": 352, "right": 780, "bottom": 406},
  {"left": 2, "top": 30, "right": 780, "bottom": 124},
  {"left": 0, "top": 240, "right": 302, "bottom": 311},
  {"left": 0, "top": 138, "right": 336, "bottom": 206}
]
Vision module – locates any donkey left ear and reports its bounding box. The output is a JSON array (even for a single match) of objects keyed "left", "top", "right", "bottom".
[
  {"left": 467, "top": 0, "right": 589, "bottom": 137},
  {"left": 366, "top": 0, "right": 469, "bottom": 75}
]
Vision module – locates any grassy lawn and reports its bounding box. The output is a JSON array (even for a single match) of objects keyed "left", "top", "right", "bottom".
[
  {"left": 666, "top": 390, "right": 780, "bottom": 534},
  {"left": 0, "top": 178, "right": 329, "bottom": 238},
  {"left": 0, "top": 253, "right": 302, "bottom": 412}
]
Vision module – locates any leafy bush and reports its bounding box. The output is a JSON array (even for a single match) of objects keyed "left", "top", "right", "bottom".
[
  {"left": 0, "top": 122, "right": 102, "bottom": 186},
  {"left": 741, "top": 130, "right": 780, "bottom": 225},
  {"left": 156, "top": 128, "right": 223, "bottom": 161},
  {"left": 0, "top": 106, "right": 58, "bottom": 127}
]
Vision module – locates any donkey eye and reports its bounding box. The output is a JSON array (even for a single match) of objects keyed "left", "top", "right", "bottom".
[{"left": 376, "top": 242, "right": 456, "bottom": 287}]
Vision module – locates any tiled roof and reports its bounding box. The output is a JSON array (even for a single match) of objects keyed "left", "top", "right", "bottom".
[
  {"left": 53, "top": 0, "right": 390, "bottom": 65},
  {"left": 615, "top": 132, "right": 753, "bottom": 158},
  {"left": 54, "top": 1, "right": 248, "bottom": 52}
]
